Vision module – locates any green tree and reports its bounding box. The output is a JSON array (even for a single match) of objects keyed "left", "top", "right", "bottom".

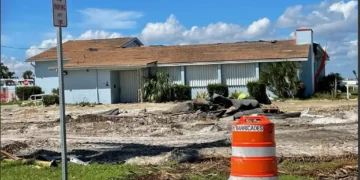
[
  {"left": 7, "top": 71, "right": 15, "bottom": 79},
  {"left": 259, "top": 61, "right": 301, "bottom": 98},
  {"left": 0, "top": 63, "right": 15, "bottom": 79},
  {"left": 1, "top": 63, "right": 9, "bottom": 78},
  {"left": 23, "top": 70, "right": 34, "bottom": 79},
  {"left": 317, "top": 73, "right": 344, "bottom": 93},
  {"left": 352, "top": 70, "right": 358, "bottom": 80}
]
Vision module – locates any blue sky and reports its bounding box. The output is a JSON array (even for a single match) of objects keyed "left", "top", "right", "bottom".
[{"left": 1, "top": 0, "right": 358, "bottom": 78}]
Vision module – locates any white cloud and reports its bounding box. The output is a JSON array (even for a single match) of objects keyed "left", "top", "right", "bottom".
[
  {"left": 140, "top": 14, "right": 186, "bottom": 43},
  {"left": 78, "top": 8, "right": 143, "bottom": 29},
  {"left": 275, "top": 0, "right": 358, "bottom": 73},
  {"left": 247, "top": 18, "right": 271, "bottom": 37},
  {"left": 312, "top": 11, "right": 330, "bottom": 21},
  {"left": 140, "top": 14, "right": 271, "bottom": 44},
  {"left": 78, "top": 30, "right": 122, "bottom": 40},
  {"left": 25, "top": 35, "right": 74, "bottom": 58},
  {"left": 276, "top": 0, "right": 358, "bottom": 41},
  {"left": 26, "top": 30, "right": 122, "bottom": 58},
  {"left": 1, "top": 55, "right": 33, "bottom": 77},
  {"left": 328, "top": 0, "right": 358, "bottom": 19}
]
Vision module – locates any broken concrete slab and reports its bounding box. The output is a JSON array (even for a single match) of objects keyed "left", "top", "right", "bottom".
[
  {"left": 212, "top": 93, "right": 233, "bottom": 108},
  {"left": 230, "top": 99, "right": 259, "bottom": 111}
]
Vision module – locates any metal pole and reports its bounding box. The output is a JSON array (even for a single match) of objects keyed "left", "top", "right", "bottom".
[{"left": 56, "top": 27, "right": 68, "bottom": 180}]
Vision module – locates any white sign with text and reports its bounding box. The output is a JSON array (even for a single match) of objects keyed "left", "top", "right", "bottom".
[{"left": 52, "top": 0, "right": 67, "bottom": 27}]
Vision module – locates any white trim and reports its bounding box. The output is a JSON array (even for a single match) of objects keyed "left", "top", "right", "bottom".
[
  {"left": 180, "top": 66, "right": 185, "bottom": 85},
  {"left": 232, "top": 147, "right": 276, "bottom": 157},
  {"left": 229, "top": 176, "right": 278, "bottom": 180},
  {"left": 217, "top": 64, "right": 222, "bottom": 83},
  {"left": 157, "top": 58, "right": 307, "bottom": 67},
  {"left": 255, "top": 63, "right": 259, "bottom": 79},
  {"left": 26, "top": 58, "right": 71, "bottom": 62},
  {"left": 49, "top": 65, "right": 147, "bottom": 71}
]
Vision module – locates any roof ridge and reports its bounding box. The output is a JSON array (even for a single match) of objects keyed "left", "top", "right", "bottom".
[
  {"left": 68, "top": 37, "right": 136, "bottom": 42},
  {"left": 144, "top": 39, "right": 294, "bottom": 48}
]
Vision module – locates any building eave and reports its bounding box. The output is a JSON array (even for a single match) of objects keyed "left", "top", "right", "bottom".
[
  {"left": 156, "top": 58, "right": 308, "bottom": 67},
  {"left": 48, "top": 64, "right": 148, "bottom": 71},
  {"left": 314, "top": 43, "right": 330, "bottom": 61},
  {"left": 25, "top": 58, "right": 71, "bottom": 62}
]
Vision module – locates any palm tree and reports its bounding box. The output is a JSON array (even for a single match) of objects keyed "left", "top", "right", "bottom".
[
  {"left": 352, "top": 70, "right": 358, "bottom": 80},
  {"left": 23, "top": 70, "right": 34, "bottom": 79},
  {"left": 0, "top": 63, "right": 9, "bottom": 78},
  {"left": 6, "top": 71, "right": 15, "bottom": 79}
]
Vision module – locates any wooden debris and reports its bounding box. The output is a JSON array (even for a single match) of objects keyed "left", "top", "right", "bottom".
[{"left": 1, "top": 150, "right": 57, "bottom": 168}]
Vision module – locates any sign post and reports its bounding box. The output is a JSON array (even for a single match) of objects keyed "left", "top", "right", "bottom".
[{"left": 52, "top": 0, "right": 68, "bottom": 179}]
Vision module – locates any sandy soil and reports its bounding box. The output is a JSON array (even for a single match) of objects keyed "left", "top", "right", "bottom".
[{"left": 1, "top": 99, "right": 358, "bottom": 165}]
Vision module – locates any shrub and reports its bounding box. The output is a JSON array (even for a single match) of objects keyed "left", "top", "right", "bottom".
[
  {"left": 246, "top": 81, "right": 267, "bottom": 103},
  {"left": 52, "top": 88, "right": 59, "bottom": 95},
  {"left": 207, "top": 84, "right": 229, "bottom": 98},
  {"left": 171, "top": 84, "right": 191, "bottom": 101},
  {"left": 295, "top": 81, "right": 306, "bottom": 99},
  {"left": 15, "top": 86, "right": 43, "bottom": 100},
  {"left": 77, "top": 101, "right": 95, "bottom": 107},
  {"left": 42, "top": 95, "right": 59, "bottom": 106},
  {"left": 196, "top": 91, "right": 209, "bottom": 99},
  {"left": 231, "top": 90, "right": 241, "bottom": 99},
  {"left": 230, "top": 90, "right": 247, "bottom": 99},
  {"left": 259, "top": 62, "right": 301, "bottom": 98},
  {"left": 142, "top": 71, "right": 172, "bottom": 102},
  {"left": 316, "top": 73, "right": 343, "bottom": 93}
]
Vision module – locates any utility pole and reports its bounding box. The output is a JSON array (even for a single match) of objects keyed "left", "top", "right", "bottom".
[{"left": 334, "top": 76, "right": 337, "bottom": 98}]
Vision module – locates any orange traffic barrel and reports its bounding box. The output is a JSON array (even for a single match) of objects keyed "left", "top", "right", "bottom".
[{"left": 229, "top": 115, "right": 278, "bottom": 180}]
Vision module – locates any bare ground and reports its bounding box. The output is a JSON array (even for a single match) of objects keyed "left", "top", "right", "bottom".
[{"left": 1, "top": 99, "right": 358, "bottom": 165}]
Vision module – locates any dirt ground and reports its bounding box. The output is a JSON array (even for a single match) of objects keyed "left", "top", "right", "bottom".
[{"left": 1, "top": 99, "right": 358, "bottom": 165}]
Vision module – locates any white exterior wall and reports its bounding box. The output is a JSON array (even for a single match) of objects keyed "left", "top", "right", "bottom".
[
  {"left": 222, "top": 63, "right": 257, "bottom": 95},
  {"left": 158, "top": 66, "right": 182, "bottom": 84},
  {"left": 64, "top": 69, "right": 111, "bottom": 104},
  {"left": 34, "top": 60, "right": 69, "bottom": 94},
  {"left": 158, "top": 63, "right": 258, "bottom": 99},
  {"left": 186, "top": 65, "right": 218, "bottom": 98}
]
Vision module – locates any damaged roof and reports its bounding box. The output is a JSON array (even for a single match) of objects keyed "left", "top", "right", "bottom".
[
  {"left": 27, "top": 39, "right": 310, "bottom": 68},
  {"left": 26, "top": 37, "right": 141, "bottom": 61}
]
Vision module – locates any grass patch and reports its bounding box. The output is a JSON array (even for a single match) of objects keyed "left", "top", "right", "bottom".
[
  {"left": 0, "top": 161, "right": 147, "bottom": 180},
  {"left": 280, "top": 158, "right": 358, "bottom": 177},
  {"left": 1, "top": 155, "right": 357, "bottom": 180},
  {"left": 0, "top": 162, "right": 314, "bottom": 180},
  {"left": 0, "top": 100, "right": 23, "bottom": 106}
]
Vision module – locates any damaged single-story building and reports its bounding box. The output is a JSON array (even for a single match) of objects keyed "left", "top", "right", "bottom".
[{"left": 26, "top": 28, "right": 329, "bottom": 104}]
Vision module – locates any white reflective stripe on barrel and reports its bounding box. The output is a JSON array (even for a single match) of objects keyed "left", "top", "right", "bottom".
[
  {"left": 231, "top": 147, "right": 276, "bottom": 157},
  {"left": 229, "top": 176, "right": 278, "bottom": 180}
]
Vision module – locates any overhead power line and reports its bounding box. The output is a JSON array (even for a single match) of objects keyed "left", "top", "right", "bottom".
[{"left": 1, "top": 45, "right": 34, "bottom": 50}]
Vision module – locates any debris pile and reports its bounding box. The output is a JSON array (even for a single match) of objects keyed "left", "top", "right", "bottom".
[
  {"left": 1, "top": 141, "right": 28, "bottom": 154},
  {"left": 73, "top": 93, "right": 306, "bottom": 124},
  {"left": 191, "top": 93, "right": 300, "bottom": 120},
  {"left": 1, "top": 150, "right": 57, "bottom": 168}
]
